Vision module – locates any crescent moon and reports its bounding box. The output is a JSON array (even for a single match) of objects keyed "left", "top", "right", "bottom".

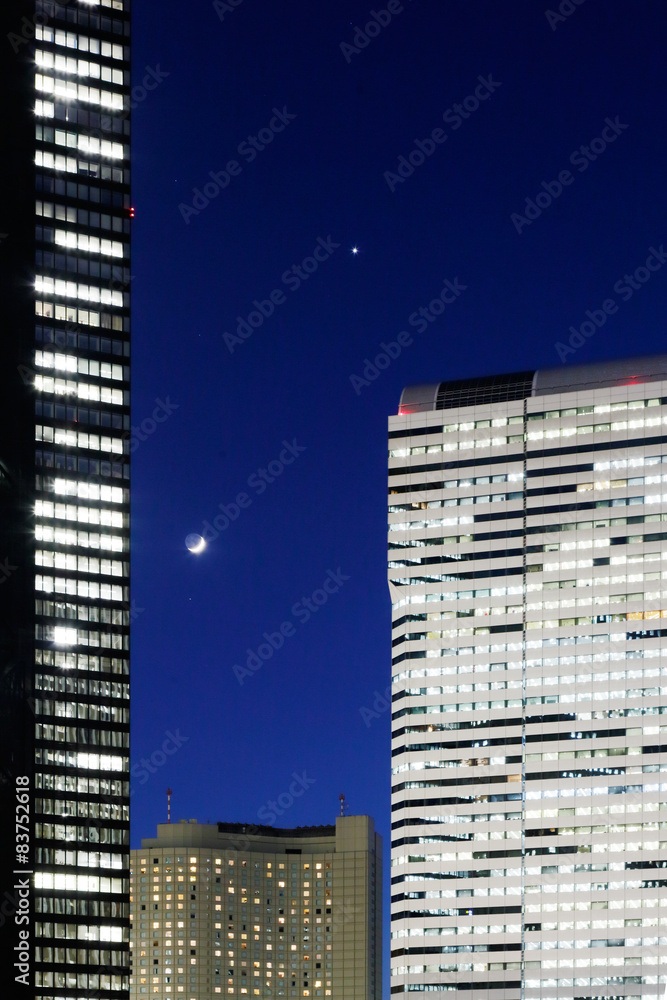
[{"left": 185, "top": 534, "right": 207, "bottom": 554}]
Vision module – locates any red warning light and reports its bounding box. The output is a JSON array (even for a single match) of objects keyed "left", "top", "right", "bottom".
[{"left": 129, "top": 207, "right": 136, "bottom": 219}]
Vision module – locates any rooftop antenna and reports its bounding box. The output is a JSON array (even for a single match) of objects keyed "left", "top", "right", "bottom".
[
  {"left": 166, "top": 788, "right": 173, "bottom": 825},
  {"left": 339, "top": 793, "right": 347, "bottom": 817}
]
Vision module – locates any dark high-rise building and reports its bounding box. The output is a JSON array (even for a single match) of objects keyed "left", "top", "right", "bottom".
[{"left": 0, "top": 2, "right": 132, "bottom": 998}]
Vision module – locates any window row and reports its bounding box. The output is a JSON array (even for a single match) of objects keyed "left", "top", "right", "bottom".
[
  {"left": 36, "top": 200, "right": 128, "bottom": 233},
  {"left": 36, "top": 24, "right": 125, "bottom": 59},
  {"left": 36, "top": 525, "right": 124, "bottom": 551},
  {"left": 36, "top": 795, "right": 129, "bottom": 819},
  {"left": 36, "top": 299, "right": 124, "bottom": 330},
  {"left": 36, "top": 48, "right": 125, "bottom": 82},
  {"left": 392, "top": 571, "right": 667, "bottom": 611},
  {"left": 394, "top": 628, "right": 667, "bottom": 667},
  {"left": 399, "top": 596, "right": 667, "bottom": 628},
  {"left": 36, "top": 449, "right": 127, "bottom": 480},
  {"left": 390, "top": 397, "right": 664, "bottom": 443},
  {"left": 528, "top": 398, "right": 663, "bottom": 422},
  {"left": 37, "top": 226, "right": 127, "bottom": 260},
  {"left": 36, "top": 500, "right": 124, "bottom": 526},
  {"left": 391, "top": 508, "right": 667, "bottom": 538},
  {"left": 37, "top": 5, "right": 128, "bottom": 36},
  {"left": 35, "top": 400, "right": 127, "bottom": 427},
  {"left": 35, "top": 971, "right": 125, "bottom": 991},
  {"left": 35, "top": 902, "right": 127, "bottom": 925},
  {"left": 36, "top": 771, "right": 126, "bottom": 795},
  {"left": 35, "top": 698, "right": 128, "bottom": 722},
  {"left": 36, "top": 600, "right": 129, "bottom": 626},
  {"left": 41, "top": 102, "right": 130, "bottom": 137},
  {"left": 36, "top": 147, "right": 126, "bottom": 183},
  {"left": 36, "top": 171, "right": 128, "bottom": 207},
  {"left": 37, "top": 124, "right": 126, "bottom": 160},
  {"left": 36, "top": 252, "right": 130, "bottom": 291},
  {"left": 35, "top": 868, "right": 126, "bottom": 891},
  {"left": 36, "top": 626, "right": 128, "bottom": 651},
  {"left": 36, "top": 576, "right": 124, "bottom": 602},
  {"left": 525, "top": 416, "right": 665, "bottom": 442},
  {"left": 395, "top": 686, "right": 667, "bottom": 715},
  {"left": 391, "top": 416, "right": 667, "bottom": 458},
  {"left": 540, "top": 551, "right": 665, "bottom": 574},
  {"left": 37, "top": 425, "right": 125, "bottom": 454},
  {"left": 35, "top": 649, "right": 128, "bottom": 674},
  {"left": 36, "top": 74, "right": 124, "bottom": 111},
  {"left": 35, "top": 723, "right": 129, "bottom": 746},
  {"left": 526, "top": 610, "right": 667, "bottom": 630},
  {"left": 35, "top": 551, "right": 126, "bottom": 576},
  {"left": 35, "top": 847, "right": 125, "bottom": 870},
  {"left": 37, "top": 324, "right": 129, "bottom": 356},
  {"left": 36, "top": 675, "right": 128, "bottom": 699},
  {"left": 36, "top": 352, "right": 126, "bottom": 381},
  {"left": 50, "top": 479, "right": 126, "bottom": 502},
  {"left": 36, "top": 274, "right": 124, "bottom": 307}
]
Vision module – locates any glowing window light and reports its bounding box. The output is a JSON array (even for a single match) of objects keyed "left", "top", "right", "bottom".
[{"left": 54, "top": 626, "right": 77, "bottom": 646}]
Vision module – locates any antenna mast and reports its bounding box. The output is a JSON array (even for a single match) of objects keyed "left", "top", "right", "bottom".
[{"left": 166, "top": 788, "right": 173, "bottom": 824}]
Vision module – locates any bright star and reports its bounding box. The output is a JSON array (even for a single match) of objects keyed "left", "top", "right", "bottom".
[{"left": 351, "top": 246, "right": 359, "bottom": 255}]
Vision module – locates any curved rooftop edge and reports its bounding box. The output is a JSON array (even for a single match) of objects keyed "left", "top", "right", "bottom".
[
  {"left": 398, "top": 353, "right": 667, "bottom": 414},
  {"left": 217, "top": 822, "right": 336, "bottom": 838}
]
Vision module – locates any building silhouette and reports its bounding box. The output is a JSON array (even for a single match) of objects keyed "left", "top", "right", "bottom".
[{"left": 0, "top": 2, "right": 132, "bottom": 998}]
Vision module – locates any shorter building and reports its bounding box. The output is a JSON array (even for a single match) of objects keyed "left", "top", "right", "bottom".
[{"left": 130, "top": 815, "right": 382, "bottom": 1000}]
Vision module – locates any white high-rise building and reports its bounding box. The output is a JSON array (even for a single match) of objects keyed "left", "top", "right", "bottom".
[{"left": 388, "top": 356, "right": 667, "bottom": 999}]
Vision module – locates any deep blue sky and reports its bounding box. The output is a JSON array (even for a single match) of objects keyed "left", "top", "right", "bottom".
[{"left": 129, "top": 0, "right": 667, "bottom": 986}]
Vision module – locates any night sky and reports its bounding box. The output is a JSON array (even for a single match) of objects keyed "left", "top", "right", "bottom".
[{"left": 129, "top": 0, "right": 667, "bottom": 986}]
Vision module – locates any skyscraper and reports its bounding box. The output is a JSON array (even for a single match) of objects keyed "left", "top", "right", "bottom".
[
  {"left": 0, "top": 2, "right": 131, "bottom": 998},
  {"left": 388, "top": 356, "right": 667, "bottom": 998},
  {"left": 129, "top": 815, "right": 382, "bottom": 1000}
]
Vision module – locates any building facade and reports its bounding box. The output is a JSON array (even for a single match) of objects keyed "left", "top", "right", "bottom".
[
  {"left": 130, "top": 816, "right": 382, "bottom": 1000},
  {"left": 0, "top": 2, "right": 132, "bottom": 998},
  {"left": 388, "top": 356, "right": 667, "bottom": 998}
]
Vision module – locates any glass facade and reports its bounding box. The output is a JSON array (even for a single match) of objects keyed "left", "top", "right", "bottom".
[
  {"left": 0, "top": 2, "right": 131, "bottom": 998},
  {"left": 388, "top": 359, "right": 667, "bottom": 998}
]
